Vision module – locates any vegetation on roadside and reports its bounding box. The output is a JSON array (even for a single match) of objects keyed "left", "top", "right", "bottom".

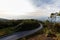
[
  {"left": 18, "top": 20, "right": 60, "bottom": 40},
  {"left": 1, "top": 11, "right": 60, "bottom": 40},
  {"left": 18, "top": 11, "right": 60, "bottom": 40},
  {"left": 0, "top": 19, "right": 40, "bottom": 37}
]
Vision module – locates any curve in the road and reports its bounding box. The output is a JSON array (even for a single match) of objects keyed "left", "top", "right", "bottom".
[{"left": 0, "top": 23, "right": 43, "bottom": 40}]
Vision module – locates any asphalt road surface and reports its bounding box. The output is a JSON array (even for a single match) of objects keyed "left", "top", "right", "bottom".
[{"left": 0, "top": 23, "right": 43, "bottom": 40}]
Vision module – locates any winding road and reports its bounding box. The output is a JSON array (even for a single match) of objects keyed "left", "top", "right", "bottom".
[{"left": 0, "top": 23, "right": 43, "bottom": 40}]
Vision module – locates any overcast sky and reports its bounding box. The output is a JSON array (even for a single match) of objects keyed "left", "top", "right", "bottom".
[
  {"left": 30, "top": 0, "right": 60, "bottom": 15},
  {"left": 0, "top": 0, "right": 60, "bottom": 19}
]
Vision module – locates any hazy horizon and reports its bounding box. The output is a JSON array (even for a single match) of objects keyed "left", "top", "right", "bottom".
[{"left": 0, "top": 0, "right": 60, "bottom": 19}]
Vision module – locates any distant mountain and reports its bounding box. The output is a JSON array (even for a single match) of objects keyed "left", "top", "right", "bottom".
[
  {"left": 48, "top": 16, "right": 60, "bottom": 23},
  {"left": 9, "top": 15, "right": 48, "bottom": 21},
  {"left": 0, "top": 18, "right": 8, "bottom": 21},
  {"left": 0, "top": 15, "right": 60, "bottom": 22},
  {"left": 0, "top": 15, "right": 49, "bottom": 21}
]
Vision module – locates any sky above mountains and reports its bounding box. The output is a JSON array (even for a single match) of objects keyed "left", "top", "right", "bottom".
[
  {"left": 30, "top": 0, "right": 60, "bottom": 15},
  {"left": 0, "top": 0, "right": 60, "bottom": 19}
]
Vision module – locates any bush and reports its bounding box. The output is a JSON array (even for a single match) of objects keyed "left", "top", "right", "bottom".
[{"left": 16, "top": 20, "right": 40, "bottom": 31}]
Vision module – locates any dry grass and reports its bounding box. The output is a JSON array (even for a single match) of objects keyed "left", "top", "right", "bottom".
[
  {"left": 26, "top": 34, "right": 47, "bottom": 40},
  {"left": 19, "top": 34, "right": 60, "bottom": 40},
  {"left": 18, "top": 29, "right": 60, "bottom": 40},
  {"left": 18, "top": 33, "right": 47, "bottom": 40},
  {"left": 56, "top": 34, "right": 60, "bottom": 40}
]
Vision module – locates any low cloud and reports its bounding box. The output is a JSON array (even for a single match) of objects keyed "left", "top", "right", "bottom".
[{"left": 29, "top": 0, "right": 60, "bottom": 16}]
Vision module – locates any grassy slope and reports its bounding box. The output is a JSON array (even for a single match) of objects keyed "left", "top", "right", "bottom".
[
  {"left": 18, "top": 21, "right": 60, "bottom": 40},
  {"left": 0, "top": 19, "right": 40, "bottom": 37}
]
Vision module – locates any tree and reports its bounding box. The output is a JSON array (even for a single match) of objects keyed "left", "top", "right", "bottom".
[
  {"left": 50, "top": 12, "right": 58, "bottom": 34},
  {"left": 50, "top": 13, "right": 55, "bottom": 23}
]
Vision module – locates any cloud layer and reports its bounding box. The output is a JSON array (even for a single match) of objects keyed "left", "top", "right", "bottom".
[
  {"left": 0, "top": 0, "right": 60, "bottom": 19},
  {"left": 0, "top": 0, "right": 35, "bottom": 19},
  {"left": 30, "top": 0, "right": 60, "bottom": 16}
]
